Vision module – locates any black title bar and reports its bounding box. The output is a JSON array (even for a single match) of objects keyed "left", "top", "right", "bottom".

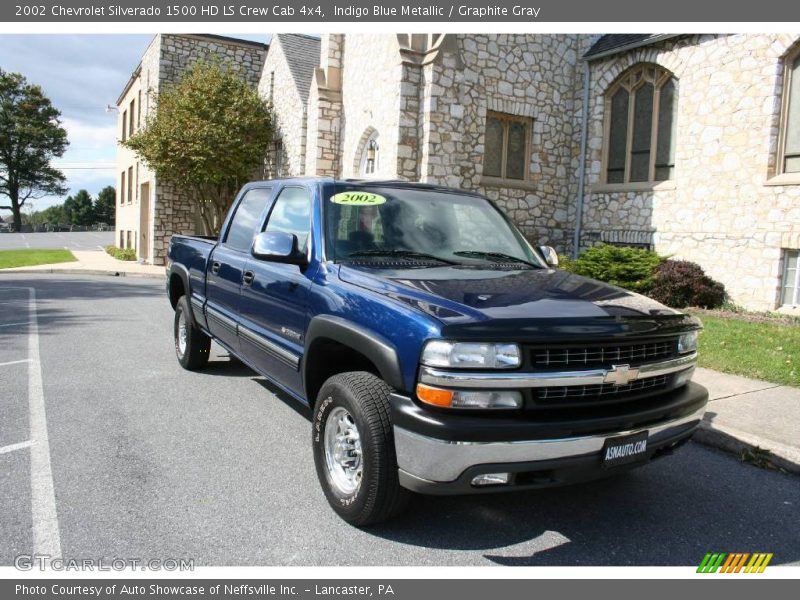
[{"left": 5, "top": 0, "right": 800, "bottom": 22}]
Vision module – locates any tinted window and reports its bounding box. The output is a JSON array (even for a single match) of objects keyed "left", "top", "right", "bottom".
[
  {"left": 325, "top": 187, "right": 542, "bottom": 267},
  {"left": 265, "top": 187, "right": 312, "bottom": 250},
  {"left": 224, "top": 188, "right": 272, "bottom": 252}
]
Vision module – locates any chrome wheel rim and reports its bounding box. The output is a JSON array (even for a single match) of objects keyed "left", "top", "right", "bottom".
[
  {"left": 323, "top": 406, "right": 363, "bottom": 495},
  {"left": 177, "top": 311, "right": 188, "bottom": 356}
]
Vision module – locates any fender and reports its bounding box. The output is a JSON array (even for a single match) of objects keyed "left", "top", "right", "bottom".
[
  {"left": 168, "top": 262, "right": 202, "bottom": 328},
  {"left": 303, "top": 315, "right": 404, "bottom": 392}
]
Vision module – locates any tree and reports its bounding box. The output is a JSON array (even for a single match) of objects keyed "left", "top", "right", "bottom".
[
  {"left": 0, "top": 69, "right": 68, "bottom": 232},
  {"left": 70, "top": 189, "right": 94, "bottom": 226},
  {"left": 37, "top": 203, "right": 68, "bottom": 226},
  {"left": 94, "top": 185, "right": 116, "bottom": 225},
  {"left": 124, "top": 61, "right": 273, "bottom": 235}
]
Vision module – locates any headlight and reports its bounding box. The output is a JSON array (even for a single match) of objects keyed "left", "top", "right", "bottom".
[
  {"left": 421, "top": 340, "right": 521, "bottom": 369},
  {"left": 416, "top": 384, "right": 522, "bottom": 409},
  {"left": 678, "top": 331, "right": 698, "bottom": 354}
]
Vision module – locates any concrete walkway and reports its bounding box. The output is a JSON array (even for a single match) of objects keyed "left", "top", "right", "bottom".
[
  {"left": 693, "top": 367, "right": 800, "bottom": 473},
  {"left": 0, "top": 250, "right": 164, "bottom": 278}
]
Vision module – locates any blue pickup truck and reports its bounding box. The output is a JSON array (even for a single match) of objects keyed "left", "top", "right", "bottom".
[{"left": 166, "top": 178, "right": 708, "bottom": 526}]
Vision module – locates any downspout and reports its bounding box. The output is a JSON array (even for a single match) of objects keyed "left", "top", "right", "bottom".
[{"left": 573, "top": 59, "right": 591, "bottom": 259}]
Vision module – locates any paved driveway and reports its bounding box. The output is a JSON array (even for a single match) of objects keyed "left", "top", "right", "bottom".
[
  {"left": 0, "top": 232, "right": 114, "bottom": 251},
  {"left": 0, "top": 274, "right": 798, "bottom": 566}
]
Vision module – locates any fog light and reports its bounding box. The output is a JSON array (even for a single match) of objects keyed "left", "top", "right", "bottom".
[
  {"left": 416, "top": 384, "right": 522, "bottom": 409},
  {"left": 674, "top": 366, "right": 695, "bottom": 388},
  {"left": 471, "top": 472, "right": 511, "bottom": 486}
]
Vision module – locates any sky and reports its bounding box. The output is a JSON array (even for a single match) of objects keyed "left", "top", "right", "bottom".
[{"left": 0, "top": 34, "right": 270, "bottom": 218}]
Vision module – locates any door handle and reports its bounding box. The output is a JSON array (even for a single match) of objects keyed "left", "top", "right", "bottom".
[
  {"left": 242, "top": 270, "right": 255, "bottom": 286},
  {"left": 211, "top": 261, "right": 221, "bottom": 275}
]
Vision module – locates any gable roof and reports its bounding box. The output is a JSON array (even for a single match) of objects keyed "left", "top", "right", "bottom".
[
  {"left": 276, "top": 34, "right": 321, "bottom": 103},
  {"left": 583, "top": 34, "right": 679, "bottom": 60}
]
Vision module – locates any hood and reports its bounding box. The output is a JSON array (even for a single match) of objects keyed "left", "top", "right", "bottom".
[{"left": 337, "top": 264, "right": 696, "bottom": 340}]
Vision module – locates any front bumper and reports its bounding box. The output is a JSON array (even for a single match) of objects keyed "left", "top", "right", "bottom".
[{"left": 391, "top": 381, "right": 708, "bottom": 495}]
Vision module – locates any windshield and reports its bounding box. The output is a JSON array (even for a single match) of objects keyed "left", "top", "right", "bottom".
[{"left": 324, "top": 186, "right": 544, "bottom": 268}]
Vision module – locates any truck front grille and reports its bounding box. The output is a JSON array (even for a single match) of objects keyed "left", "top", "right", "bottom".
[
  {"left": 535, "top": 374, "right": 670, "bottom": 407},
  {"left": 530, "top": 339, "right": 675, "bottom": 370}
]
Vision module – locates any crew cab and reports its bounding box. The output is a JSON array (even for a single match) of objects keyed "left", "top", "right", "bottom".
[{"left": 166, "top": 178, "right": 708, "bottom": 526}]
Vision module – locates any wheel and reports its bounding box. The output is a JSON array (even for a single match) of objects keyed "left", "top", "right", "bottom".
[
  {"left": 174, "top": 296, "right": 211, "bottom": 370},
  {"left": 312, "top": 371, "right": 409, "bottom": 526}
]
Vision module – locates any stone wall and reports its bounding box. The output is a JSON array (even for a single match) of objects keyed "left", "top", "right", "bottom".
[
  {"left": 306, "top": 34, "right": 343, "bottom": 177},
  {"left": 150, "top": 34, "right": 267, "bottom": 265},
  {"left": 581, "top": 34, "right": 800, "bottom": 310},
  {"left": 259, "top": 35, "right": 307, "bottom": 177},
  {"left": 415, "top": 34, "right": 584, "bottom": 250},
  {"left": 338, "top": 35, "right": 404, "bottom": 179}
]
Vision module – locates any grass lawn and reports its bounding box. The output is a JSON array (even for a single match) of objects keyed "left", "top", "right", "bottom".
[
  {"left": 690, "top": 311, "right": 800, "bottom": 387},
  {"left": 0, "top": 248, "right": 77, "bottom": 269}
]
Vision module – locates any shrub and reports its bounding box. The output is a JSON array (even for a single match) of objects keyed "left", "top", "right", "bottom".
[
  {"left": 649, "top": 260, "right": 726, "bottom": 309},
  {"left": 105, "top": 245, "right": 137, "bottom": 261},
  {"left": 562, "top": 244, "right": 664, "bottom": 294}
]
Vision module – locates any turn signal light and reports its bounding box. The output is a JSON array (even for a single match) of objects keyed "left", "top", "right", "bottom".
[
  {"left": 415, "top": 383, "right": 454, "bottom": 407},
  {"left": 415, "top": 384, "right": 522, "bottom": 409}
]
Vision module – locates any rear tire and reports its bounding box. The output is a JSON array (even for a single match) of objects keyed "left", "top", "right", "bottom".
[
  {"left": 174, "top": 296, "right": 211, "bottom": 370},
  {"left": 312, "top": 371, "right": 409, "bottom": 526}
]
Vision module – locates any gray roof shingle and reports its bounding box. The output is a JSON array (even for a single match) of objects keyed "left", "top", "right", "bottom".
[
  {"left": 277, "top": 33, "right": 321, "bottom": 103},
  {"left": 583, "top": 34, "right": 678, "bottom": 59}
]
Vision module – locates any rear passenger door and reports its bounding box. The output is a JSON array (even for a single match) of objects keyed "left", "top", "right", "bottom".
[
  {"left": 205, "top": 186, "right": 273, "bottom": 352},
  {"left": 238, "top": 186, "right": 313, "bottom": 395}
]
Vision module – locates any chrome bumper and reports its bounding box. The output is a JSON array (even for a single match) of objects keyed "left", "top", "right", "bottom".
[{"left": 394, "top": 403, "right": 706, "bottom": 483}]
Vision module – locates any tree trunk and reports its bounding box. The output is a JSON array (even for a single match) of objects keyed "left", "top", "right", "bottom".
[{"left": 9, "top": 190, "right": 22, "bottom": 233}]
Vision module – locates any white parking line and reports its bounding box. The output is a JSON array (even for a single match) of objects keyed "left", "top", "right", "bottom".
[
  {"left": 0, "top": 440, "right": 34, "bottom": 455},
  {"left": 0, "top": 321, "right": 32, "bottom": 328},
  {"left": 0, "top": 359, "right": 32, "bottom": 367},
  {"left": 25, "top": 287, "right": 62, "bottom": 558}
]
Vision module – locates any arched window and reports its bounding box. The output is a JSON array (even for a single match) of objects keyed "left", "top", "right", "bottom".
[
  {"left": 603, "top": 65, "right": 678, "bottom": 184},
  {"left": 359, "top": 131, "right": 380, "bottom": 177},
  {"left": 778, "top": 45, "right": 800, "bottom": 175}
]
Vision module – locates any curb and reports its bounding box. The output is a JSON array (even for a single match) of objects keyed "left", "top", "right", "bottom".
[
  {"left": 0, "top": 268, "right": 164, "bottom": 280},
  {"left": 693, "top": 420, "right": 800, "bottom": 475}
]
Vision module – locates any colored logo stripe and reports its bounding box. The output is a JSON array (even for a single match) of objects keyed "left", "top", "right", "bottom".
[{"left": 697, "top": 553, "right": 773, "bottom": 573}]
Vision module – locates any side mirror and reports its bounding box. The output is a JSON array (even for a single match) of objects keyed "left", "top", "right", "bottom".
[
  {"left": 539, "top": 245, "right": 559, "bottom": 267},
  {"left": 251, "top": 231, "right": 308, "bottom": 266}
]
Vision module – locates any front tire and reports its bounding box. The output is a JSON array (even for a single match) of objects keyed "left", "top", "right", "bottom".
[
  {"left": 312, "top": 372, "right": 409, "bottom": 526},
  {"left": 174, "top": 296, "right": 211, "bottom": 370}
]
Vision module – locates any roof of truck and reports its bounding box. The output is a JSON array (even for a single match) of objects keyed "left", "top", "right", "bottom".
[{"left": 247, "top": 177, "right": 486, "bottom": 196}]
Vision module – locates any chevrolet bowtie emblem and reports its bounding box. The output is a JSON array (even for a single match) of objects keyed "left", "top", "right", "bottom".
[{"left": 604, "top": 364, "right": 640, "bottom": 386}]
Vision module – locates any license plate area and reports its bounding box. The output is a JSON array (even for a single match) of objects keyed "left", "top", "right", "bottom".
[{"left": 601, "top": 430, "right": 649, "bottom": 468}]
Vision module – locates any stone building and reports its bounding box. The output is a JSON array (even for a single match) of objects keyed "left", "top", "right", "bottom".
[
  {"left": 262, "top": 33, "right": 800, "bottom": 312},
  {"left": 115, "top": 34, "right": 267, "bottom": 265},
  {"left": 116, "top": 33, "right": 800, "bottom": 312},
  {"left": 579, "top": 34, "right": 800, "bottom": 311}
]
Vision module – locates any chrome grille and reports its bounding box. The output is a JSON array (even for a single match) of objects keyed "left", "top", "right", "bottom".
[
  {"left": 532, "top": 340, "right": 675, "bottom": 368},
  {"left": 536, "top": 374, "right": 669, "bottom": 404}
]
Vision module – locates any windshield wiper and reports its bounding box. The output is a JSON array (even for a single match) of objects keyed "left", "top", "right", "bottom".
[
  {"left": 345, "top": 249, "right": 458, "bottom": 265},
  {"left": 453, "top": 250, "right": 540, "bottom": 268}
]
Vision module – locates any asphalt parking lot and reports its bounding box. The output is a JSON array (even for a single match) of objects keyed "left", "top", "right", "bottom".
[
  {"left": 0, "top": 231, "right": 114, "bottom": 251},
  {"left": 1, "top": 273, "right": 798, "bottom": 566}
]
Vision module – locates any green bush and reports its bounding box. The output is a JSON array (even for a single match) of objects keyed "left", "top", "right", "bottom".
[
  {"left": 649, "top": 260, "right": 726, "bottom": 309},
  {"left": 561, "top": 244, "right": 664, "bottom": 294},
  {"left": 105, "top": 245, "right": 137, "bottom": 261}
]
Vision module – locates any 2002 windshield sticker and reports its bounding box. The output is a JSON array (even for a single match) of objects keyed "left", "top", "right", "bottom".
[{"left": 330, "top": 192, "right": 387, "bottom": 206}]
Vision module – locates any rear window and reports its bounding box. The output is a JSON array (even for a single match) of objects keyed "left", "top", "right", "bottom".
[{"left": 224, "top": 188, "right": 272, "bottom": 252}]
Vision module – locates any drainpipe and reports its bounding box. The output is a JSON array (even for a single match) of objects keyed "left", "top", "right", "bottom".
[{"left": 573, "top": 59, "right": 591, "bottom": 259}]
